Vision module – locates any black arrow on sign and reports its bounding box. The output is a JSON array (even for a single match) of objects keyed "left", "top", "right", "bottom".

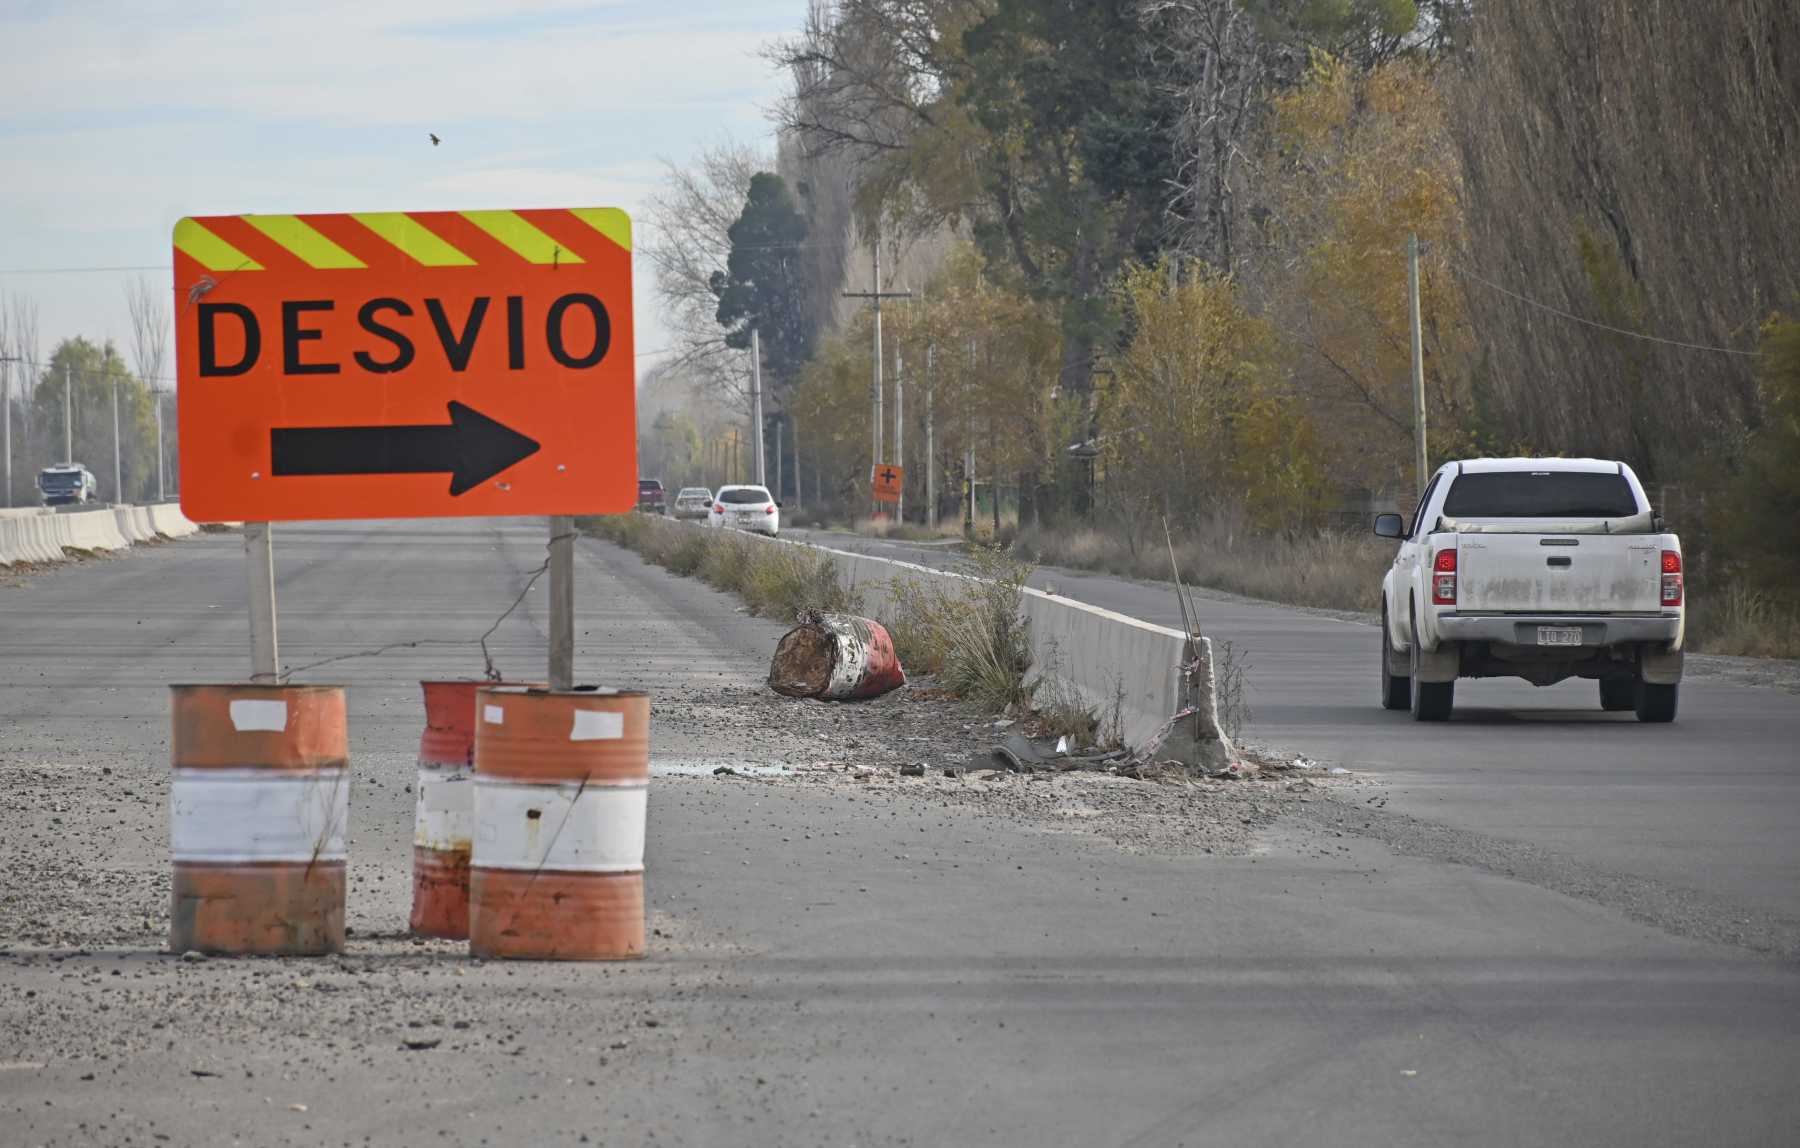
[{"left": 270, "top": 401, "right": 541, "bottom": 496}]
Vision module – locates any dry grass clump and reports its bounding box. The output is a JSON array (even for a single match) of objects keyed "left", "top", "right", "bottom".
[
  {"left": 1014, "top": 520, "right": 1386, "bottom": 613},
  {"left": 581, "top": 515, "right": 859, "bottom": 622},
  {"left": 852, "top": 516, "right": 965, "bottom": 542},
  {"left": 887, "top": 545, "right": 1035, "bottom": 712},
  {"left": 1688, "top": 584, "right": 1800, "bottom": 659}
]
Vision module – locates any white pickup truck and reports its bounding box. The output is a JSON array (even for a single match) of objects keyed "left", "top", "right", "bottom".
[{"left": 1375, "top": 458, "right": 1684, "bottom": 723}]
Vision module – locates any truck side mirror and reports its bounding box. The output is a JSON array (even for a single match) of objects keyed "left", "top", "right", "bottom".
[{"left": 1373, "top": 513, "right": 1405, "bottom": 539}]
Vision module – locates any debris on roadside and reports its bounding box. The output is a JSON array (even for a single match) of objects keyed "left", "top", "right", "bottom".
[{"left": 767, "top": 613, "right": 906, "bottom": 700}]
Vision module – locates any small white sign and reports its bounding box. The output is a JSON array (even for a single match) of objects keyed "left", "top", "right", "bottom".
[
  {"left": 483, "top": 704, "right": 505, "bottom": 725},
  {"left": 570, "top": 710, "right": 625, "bottom": 741},
  {"left": 228, "top": 699, "right": 288, "bottom": 732}
]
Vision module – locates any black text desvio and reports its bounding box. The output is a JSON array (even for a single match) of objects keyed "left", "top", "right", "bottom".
[{"left": 196, "top": 294, "right": 612, "bottom": 377}]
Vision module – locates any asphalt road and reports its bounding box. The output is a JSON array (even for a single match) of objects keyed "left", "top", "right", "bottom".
[
  {"left": 2, "top": 520, "right": 1797, "bottom": 1147},
  {"left": 791, "top": 528, "right": 1800, "bottom": 949}
]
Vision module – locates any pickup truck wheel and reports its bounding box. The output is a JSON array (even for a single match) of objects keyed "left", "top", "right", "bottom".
[
  {"left": 1634, "top": 680, "right": 1678, "bottom": 723},
  {"left": 1598, "top": 676, "right": 1634, "bottom": 711},
  {"left": 1408, "top": 606, "right": 1454, "bottom": 721},
  {"left": 1380, "top": 603, "right": 1411, "bottom": 710}
]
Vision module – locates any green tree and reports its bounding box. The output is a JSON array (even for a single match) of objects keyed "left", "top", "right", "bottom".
[
  {"left": 28, "top": 338, "right": 159, "bottom": 503},
  {"left": 712, "top": 173, "right": 814, "bottom": 394}
]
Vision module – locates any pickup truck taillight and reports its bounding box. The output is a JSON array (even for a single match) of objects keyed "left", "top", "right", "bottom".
[
  {"left": 1661, "top": 550, "right": 1683, "bottom": 606},
  {"left": 1431, "top": 548, "right": 1458, "bottom": 606}
]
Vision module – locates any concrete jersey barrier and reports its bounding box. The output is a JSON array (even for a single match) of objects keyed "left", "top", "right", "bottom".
[
  {"left": 655, "top": 520, "right": 1187, "bottom": 749},
  {"left": 2, "top": 503, "right": 202, "bottom": 566},
  {"left": 790, "top": 538, "right": 1186, "bottom": 748},
  {"left": 150, "top": 504, "right": 200, "bottom": 538},
  {"left": 63, "top": 508, "right": 130, "bottom": 551}
]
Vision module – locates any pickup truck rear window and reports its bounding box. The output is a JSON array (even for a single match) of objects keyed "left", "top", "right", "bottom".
[{"left": 1442, "top": 472, "right": 1638, "bottom": 518}]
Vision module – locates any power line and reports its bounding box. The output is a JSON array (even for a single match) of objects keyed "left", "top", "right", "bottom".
[
  {"left": 0, "top": 265, "right": 170, "bottom": 276},
  {"left": 1451, "top": 262, "right": 1762, "bottom": 358}
]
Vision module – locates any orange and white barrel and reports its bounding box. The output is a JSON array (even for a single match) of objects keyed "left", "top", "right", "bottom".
[
  {"left": 168, "top": 684, "right": 349, "bottom": 956},
  {"left": 411, "top": 680, "right": 479, "bottom": 939},
  {"left": 469, "top": 686, "right": 648, "bottom": 960}
]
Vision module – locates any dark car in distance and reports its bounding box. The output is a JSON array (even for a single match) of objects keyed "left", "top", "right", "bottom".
[{"left": 636, "top": 479, "right": 667, "bottom": 514}]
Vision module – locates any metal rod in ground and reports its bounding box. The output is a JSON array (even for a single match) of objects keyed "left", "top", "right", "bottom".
[
  {"left": 245, "top": 522, "right": 279, "bottom": 683},
  {"left": 548, "top": 516, "right": 574, "bottom": 691}
]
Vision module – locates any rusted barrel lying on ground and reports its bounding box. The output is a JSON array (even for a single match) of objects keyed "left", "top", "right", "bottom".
[
  {"left": 168, "top": 684, "right": 349, "bottom": 956},
  {"left": 768, "top": 613, "right": 906, "bottom": 699},
  {"left": 469, "top": 687, "right": 649, "bottom": 960},
  {"left": 410, "top": 680, "right": 479, "bottom": 939}
]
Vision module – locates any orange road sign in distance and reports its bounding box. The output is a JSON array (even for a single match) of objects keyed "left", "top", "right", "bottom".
[
  {"left": 172, "top": 208, "right": 636, "bottom": 522},
  {"left": 872, "top": 463, "right": 903, "bottom": 504}
]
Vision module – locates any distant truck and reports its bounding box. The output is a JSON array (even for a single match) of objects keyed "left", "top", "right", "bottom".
[
  {"left": 1376, "top": 458, "right": 1685, "bottom": 723},
  {"left": 37, "top": 464, "right": 98, "bottom": 507}
]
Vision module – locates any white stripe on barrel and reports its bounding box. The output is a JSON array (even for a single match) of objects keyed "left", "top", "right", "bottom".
[
  {"left": 473, "top": 777, "right": 646, "bottom": 873},
  {"left": 170, "top": 767, "right": 348, "bottom": 864}
]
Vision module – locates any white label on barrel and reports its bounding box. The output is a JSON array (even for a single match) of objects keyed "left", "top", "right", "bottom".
[
  {"left": 170, "top": 768, "right": 349, "bottom": 863},
  {"left": 569, "top": 710, "right": 624, "bottom": 741},
  {"left": 228, "top": 699, "right": 288, "bottom": 732},
  {"left": 470, "top": 777, "right": 646, "bottom": 873},
  {"left": 483, "top": 704, "right": 505, "bottom": 725}
]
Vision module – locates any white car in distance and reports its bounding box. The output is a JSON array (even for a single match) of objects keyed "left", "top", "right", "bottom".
[
  {"left": 710, "top": 484, "right": 780, "bottom": 536},
  {"left": 672, "top": 487, "right": 713, "bottom": 520}
]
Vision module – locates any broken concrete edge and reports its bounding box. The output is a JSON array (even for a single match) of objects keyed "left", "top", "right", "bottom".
[{"left": 614, "top": 517, "right": 1230, "bottom": 758}]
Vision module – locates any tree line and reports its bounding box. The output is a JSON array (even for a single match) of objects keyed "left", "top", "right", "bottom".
[
  {"left": 1, "top": 283, "right": 177, "bottom": 508},
  {"left": 644, "top": 0, "right": 1795, "bottom": 597}
]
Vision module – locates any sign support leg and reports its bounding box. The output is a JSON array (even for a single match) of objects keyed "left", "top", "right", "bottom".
[
  {"left": 548, "top": 515, "right": 575, "bottom": 691},
  {"left": 245, "top": 521, "right": 279, "bottom": 683}
]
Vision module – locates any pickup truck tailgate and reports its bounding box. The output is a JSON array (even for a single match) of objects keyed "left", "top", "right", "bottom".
[{"left": 1456, "top": 535, "right": 1663, "bottom": 613}]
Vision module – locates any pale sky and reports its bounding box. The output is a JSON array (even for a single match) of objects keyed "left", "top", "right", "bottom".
[{"left": 0, "top": 0, "right": 797, "bottom": 389}]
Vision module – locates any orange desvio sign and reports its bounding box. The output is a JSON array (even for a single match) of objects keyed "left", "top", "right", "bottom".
[
  {"left": 172, "top": 208, "right": 635, "bottom": 522},
  {"left": 872, "top": 463, "right": 903, "bottom": 503}
]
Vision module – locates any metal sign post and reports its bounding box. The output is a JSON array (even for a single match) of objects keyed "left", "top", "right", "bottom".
[
  {"left": 245, "top": 521, "right": 279, "bottom": 682},
  {"left": 549, "top": 516, "right": 574, "bottom": 690}
]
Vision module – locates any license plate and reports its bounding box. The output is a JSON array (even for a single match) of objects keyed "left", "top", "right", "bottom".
[{"left": 1537, "top": 626, "right": 1584, "bottom": 646}]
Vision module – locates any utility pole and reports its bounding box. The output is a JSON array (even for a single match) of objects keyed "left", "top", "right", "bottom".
[
  {"left": 774, "top": 417, "right": 783, "bottom": 505},
  {"left": 1407, "top": 233, "right": 1429, "bottom": 491},
  {"left": 894, "top": 349, "right": 904, "bottom": 521},
  {"left": 1, "top": 356, "right": 14, "bottom": 508},
  {"left": 924, "top": 345, "right": 935, "bottom": 529},
  {"left": 963, "top": 445, "right": 975, "bottom": 539},
  {"left": 111, "top": 376, "right": 122, "bottom": 503},
  {"left": 155, "top": 389, "right": 165, "bottom": 502},
  {"left": 791, "top": 416, "right": 802, "bottom": 511},
  {"left": 749, "top": 328, "right": 766, "bottom": 486},
  {"left": 842, "top": 237, "right": 911, "bottom": 514},
  {"left": 64, "top": 361, "right": 73, "bottom": 465}
]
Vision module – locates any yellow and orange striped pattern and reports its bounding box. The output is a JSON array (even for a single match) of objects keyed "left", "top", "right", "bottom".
[{"left": 173, "top": 208, "right": 631, "bottom": 272}]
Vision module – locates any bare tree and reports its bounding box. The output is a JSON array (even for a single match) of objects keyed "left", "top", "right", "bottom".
[
  {"left": 125, "top": 277, "right": 172, "bottom": 501},
  {"left": 1142, "top": 1, "right": 1270, "bottom": 274},
  {"left": 639, "top": 141, "right": 771, "bottom": 402},
  {"left": 1448, "top": 0, "right": 1800, "bottom": 482},
  {"left": 2, "top": 294, "right": 41, "bottom": 506}
]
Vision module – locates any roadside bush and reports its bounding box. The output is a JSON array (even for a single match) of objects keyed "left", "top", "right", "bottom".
[
  {"left": 584, "top": 515, "right": 858, "bottom": 623},
  {"left": 888, "top": 545, "right": 1035, "bottom": 711},
  {"left": 1014, "top": 517, "right": 1388, "bottom": 614}
]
